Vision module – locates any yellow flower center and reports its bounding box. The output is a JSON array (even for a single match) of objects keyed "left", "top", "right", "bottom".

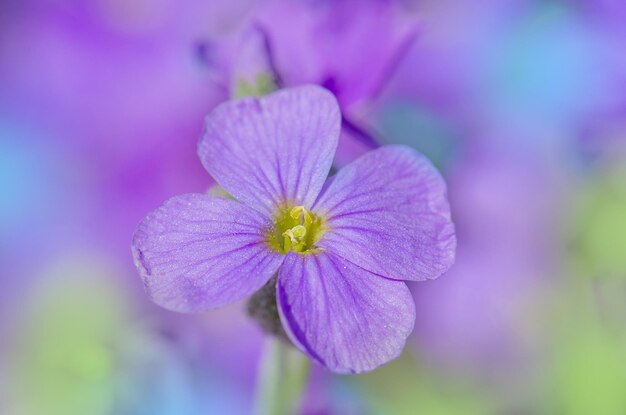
[{"left": 268, "top": 205, "right": 326, "bottom": 254}]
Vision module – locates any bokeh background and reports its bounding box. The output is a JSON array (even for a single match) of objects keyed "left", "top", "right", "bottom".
[{"left": 2, "top": 0, "right": 626, "bottom": 414}]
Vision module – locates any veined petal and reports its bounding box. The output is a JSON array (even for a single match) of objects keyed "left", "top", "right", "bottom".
[
  {"left": 313, "top": 145, "right": 456, "bottom": 281},
  {"left": 132, "top": 194, "right": 284, "bottom": 313},
  {"left": 277, "top": 252, "right": 415, "bottom": 374},
  {"left": 199, "top": 85, "right": 340, "bottom": 215}
]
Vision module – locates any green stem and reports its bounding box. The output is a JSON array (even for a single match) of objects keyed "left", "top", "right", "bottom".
[{"left": 253, "top": 336, "right": 310, "bottom": 415}]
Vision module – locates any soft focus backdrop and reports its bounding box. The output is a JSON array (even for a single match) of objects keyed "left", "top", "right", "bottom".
[{"left": 2, "top": 0, "right": 626, "bottom": 414}]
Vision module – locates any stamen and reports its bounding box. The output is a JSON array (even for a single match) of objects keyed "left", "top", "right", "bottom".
[{"left": 282, "top": 225, "right": 307, "bottom": 252}]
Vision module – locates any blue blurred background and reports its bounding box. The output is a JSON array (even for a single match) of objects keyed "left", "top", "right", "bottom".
[{"left": 2, "top": 0, "right": 626, "bottom": 413}]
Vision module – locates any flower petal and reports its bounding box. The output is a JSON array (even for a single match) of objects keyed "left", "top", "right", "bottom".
[
  {"left": 313, "top": 145, "right": 456, "bottom": 281},
  {"left": 132, "top": 194, "right": 284, "bottom": 313},
  {"left": 277, "top": 252, "right": 415, "bottom": 374},
  {"left": 199, "top": 85, "right": 340, "bottom": 215}
]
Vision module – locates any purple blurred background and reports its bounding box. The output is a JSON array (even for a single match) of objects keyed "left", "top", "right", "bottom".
[{"left": 2, "top": 0, "right": 626, "bottom": 413}]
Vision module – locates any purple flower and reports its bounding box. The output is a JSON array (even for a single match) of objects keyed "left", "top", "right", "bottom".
[
  {"left": 256, "top": 0, "right": 417, "bottom": 111},
  {"left": 217, "top": 0, "right": 418, "bottom": 165},
  {"left": 132, "top": 85, "right": 455, "bottom": 373}
]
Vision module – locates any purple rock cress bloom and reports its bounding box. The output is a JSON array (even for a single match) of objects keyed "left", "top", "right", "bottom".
[
  {"left": 132, "top": 85, "right": 455, "bottom": 374},
  {"left": 212, "top": 0, "right": 418, "bottom": 165}
]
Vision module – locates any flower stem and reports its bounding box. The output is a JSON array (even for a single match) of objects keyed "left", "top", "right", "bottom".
[{"left": 253, "top": 336, "right": 310, "bottom": 415}]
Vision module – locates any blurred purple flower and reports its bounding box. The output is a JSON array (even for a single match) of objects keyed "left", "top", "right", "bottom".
[
  {"left": 219, "top": 0, "right": 418, "bottom": 164},
  {"left": 257, "top": 0, "right": 416, "bottom": 111},
  {"left": 132, "top": 86, "right": 455, "bottom": 373}
]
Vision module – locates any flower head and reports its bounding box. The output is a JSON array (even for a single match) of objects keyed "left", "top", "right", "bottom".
[
  {"left": 219, "top": 0, "right": 419, "bottom": 164},
  {"left": 132, "top": 85, "right": 455, "bottom": 373},
  {"left": 256, "top": 0, "right": 418, "bottom": 110}
]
